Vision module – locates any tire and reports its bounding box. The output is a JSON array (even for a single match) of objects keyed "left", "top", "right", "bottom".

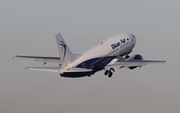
[
  {"left": 110, "top": 68, "right": 115, "bottom": 72},
  {"left": 108, "top": 72, "right": 113, "bottom": 78},
  {"left": 104, "top": 70, "right": 109, "bottom": 75}
]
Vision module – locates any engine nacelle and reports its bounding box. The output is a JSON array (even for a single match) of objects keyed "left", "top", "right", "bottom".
[{"left": 128, "top": 54, "right": 143, "bottom": 70}]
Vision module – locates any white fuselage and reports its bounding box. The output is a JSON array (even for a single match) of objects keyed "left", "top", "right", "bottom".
[{"left": 65, "top": 33, "right": 136, "bottom": 70}]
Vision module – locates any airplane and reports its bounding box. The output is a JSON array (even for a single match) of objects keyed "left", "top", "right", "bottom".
[{"left": 13, "top": 32, "right": 166, "bottom": 78}]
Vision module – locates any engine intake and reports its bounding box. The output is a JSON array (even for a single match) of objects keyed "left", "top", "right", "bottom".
[{"left": 128, "top": 54, "right": 143, "bottom": 70}]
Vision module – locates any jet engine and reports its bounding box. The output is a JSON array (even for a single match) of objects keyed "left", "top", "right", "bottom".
[{"left": 128, "top": 54, "right": 143, "bottom": 70}]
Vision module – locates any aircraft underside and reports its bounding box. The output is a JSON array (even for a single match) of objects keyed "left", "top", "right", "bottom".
[{"left": 60, "top": 71, "right": 95, "bottom": 78}]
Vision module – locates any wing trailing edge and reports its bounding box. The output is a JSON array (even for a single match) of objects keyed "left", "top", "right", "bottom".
[
  {"left": 12, "top": 55, "right": 61, "bottom": 64},
  {"left": 106, "top": 60, "right": 166, "bottom": 68},
  {"left": 24, "top": 67, "right": 93, "bottom": 73}
]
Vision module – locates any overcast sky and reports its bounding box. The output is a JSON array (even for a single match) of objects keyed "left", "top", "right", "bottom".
[{"left": 0, "top": 0, "right": 180, "bottom": 113}]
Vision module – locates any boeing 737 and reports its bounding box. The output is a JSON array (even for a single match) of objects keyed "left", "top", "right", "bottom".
[{"left": 13, "top": 33, "right": 166, "bottom": 78}]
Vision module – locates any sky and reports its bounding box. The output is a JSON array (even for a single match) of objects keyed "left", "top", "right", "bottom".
[{"left": 0, "top": 0, "right": 180, "bottom": 113}]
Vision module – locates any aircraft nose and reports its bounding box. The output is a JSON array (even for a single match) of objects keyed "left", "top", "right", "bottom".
[{"left": 131, "top": 34, "right": 136, "bottom": 45}]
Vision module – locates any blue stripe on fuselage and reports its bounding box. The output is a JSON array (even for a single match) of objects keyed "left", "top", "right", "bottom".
[
  {"left": 76, "top": 56, "right": 116, "bottom": 71},
  {"left": 60, "top": 56, "right": 117, "bottom": 78}
]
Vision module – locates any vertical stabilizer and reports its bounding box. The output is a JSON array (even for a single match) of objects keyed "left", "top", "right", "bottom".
[{"left": 55, "top": 33, "right": 73, "bottom": 67}]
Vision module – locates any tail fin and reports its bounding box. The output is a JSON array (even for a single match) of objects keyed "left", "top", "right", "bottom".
[{"left": 55, "top": 33, "right": 73, "bottom": 67}]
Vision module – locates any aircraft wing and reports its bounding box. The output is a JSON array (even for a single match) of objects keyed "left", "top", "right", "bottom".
[
  {"left": 25, "top": 67, "right": 62, "bottom": 72},
  {"left": 106, "top": 59, "right": 166, "bottom": 68},
  {"left": 12, "top": 55, "right": 61, "bottom": 64},
  {"left": 25, "top": 67, "right": 93, "bottom": 73}
]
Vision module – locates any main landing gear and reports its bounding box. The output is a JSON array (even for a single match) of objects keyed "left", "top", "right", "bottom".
[
  {"left": 125, "top": 54, "right": 130, "bottom": 59},
  {"left": 104, "top": 68, "right": 115, "bottom": 78}
]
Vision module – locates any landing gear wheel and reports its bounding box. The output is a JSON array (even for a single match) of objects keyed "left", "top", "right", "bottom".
[
  {"left": 110, "top": 68, "right": 115, "bottom": 72},
  {"left": 104, "top": 70, "right": 109, "bottom": 75},
  {"left": 108, "top": 72, "right": 113, "bottom": 78},
  {"left": 125, "top": 54, "right": 130, "bottom": 59},
  {"left": 104, "top": 68, "right": 115, "bottom": 78}
]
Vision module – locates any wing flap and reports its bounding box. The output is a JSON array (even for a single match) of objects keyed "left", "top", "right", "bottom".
[
  {"left": 24, "top": 67, "right": 93, "bottom": 73},
  {"left": 25, "top": 67, "right": 61, "bottom": 72},
  {"left": 65, "top": 68, "right": 93, "bottom": 72},
  {"left": 106, "top": 60, "right": 166, "bottom": 68}
]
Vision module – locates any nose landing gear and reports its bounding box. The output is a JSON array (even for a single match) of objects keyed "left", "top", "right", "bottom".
[{"left": 104, "top": 68, "right": 115, "bottom": 78}]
